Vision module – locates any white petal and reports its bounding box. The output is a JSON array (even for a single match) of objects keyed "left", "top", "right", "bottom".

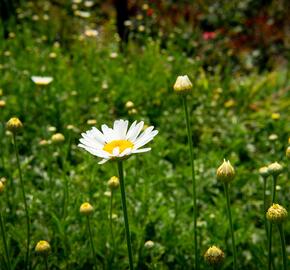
[
  {"left": 127, "top": 121, "right": 144, "bottom": 142},
  {"left": 78, "top": 144, "right": 110, "bottom": 158},
  {"left": 113, "top": 119, "right": 128, "bottom": 139},
  {"left": 98, "top": 158, "right": 109, "bottom": 164},
  {"left": 101, "top": 125, "right": 118, "bottom": 142},
  {"left": 79, "top": 137, "right": 103, "bottom": 149},
  {"left": 132, "top": 148, "right": 151, "bottom": 153},
  {"left": 119, "top": 147, "right": 132, "bottom": 157},
  {"left": 112, "top": 147, "right": 120, "bottom": 156},
  {"left": 134, "top": 130, "right": 158, "bottom": 149}
]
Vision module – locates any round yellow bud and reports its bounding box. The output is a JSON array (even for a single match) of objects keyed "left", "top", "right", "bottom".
[
  {"left": 259, "top": 166, "right": 269, "bottom": 178},
  {"left": 267, "top": 162, "right": 283, "bottom": 176},
  {"left": 216, "top": 159, "right": 235, "bottom": 183},
  {"left": 266, "top": 204, "right": 288, "bottom": 224},
  {"left": 286, "top": 146, "right": 290, "bottom": 159},
  {"left": 35, "top": 240, "right": 51, "bottom": 255},
  {"left": 204, "top": 245, "right": 225, "bottom": 266},
  {"left": 0, "top": 100, "right": 6, "bottom": 108},
  {"left": 51, "top": 133, "right": 65, "bottom": 144},
  {"left": 80, "top": 202, "right": 93, "bottom": 216},
  {"left": 125, "top": 101, "right": 134, "bottom": 109},
  {"left": 173, "top": 75, "right": 193, "bottom": 94},
  {"left": 144, "top": 240, "right": 155, "bottom": 249},
  {"left": 6, "top": 117, "right": 23, "bottom": 133},
  {"left": 108, "top": 176, "right": 119, "bottom": 190},
  {"left": 0, "top": 181, "right": 5, "bottom": 194}
]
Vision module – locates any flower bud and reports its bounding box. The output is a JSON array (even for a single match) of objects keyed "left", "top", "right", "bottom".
[
  {"left": 268, "top": 162, "right": 283, "bottom": 177},
  {"left": 6, "top": 117, "right": 23, "bottom": 133},
  {"left": 144, "top": 240, "right": 155, "bottom": 249},
  {"left": 35, "top": 240, "right": 51, "bottom": 255},
  {"left": 51, "top": 133, "right": 65, "bottom": 144},
  {"left": 173, "top": 75, "right": 193, "bottom": 94},
  {"left": 80, "top": 202, "right": 93, "bottom": 216},
  {"left": 216, "top": 159, "right": 235, "bottom": 183},
  {"left": 266, "top": 204, "right": 288, "bottom": 224},
  {"left": 0, "top": 181, "right": 4, "bottom": 194},
  {"left": 0, "top": 100, "right": 6, "bottom": 108},
  {"left": 259, "top": 166, "right": 269, "bottom": 178},
  {"left": 125, "top": 101, "right": 134, "bottom": 109},
  {"left": 108, "top": 176, "right": 119, "bottom": 190},
  {"left": 286, "top": 146, "right": 290, "bottom": 159},
  {"left": 204, "top": 245, "right": 225, "bottom": 266}
]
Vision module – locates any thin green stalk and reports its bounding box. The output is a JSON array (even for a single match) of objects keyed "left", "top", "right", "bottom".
[
  {"left": 263, "top": 176, "right": 269, "bottom": 238},
  {"left": 224, "top": 183, "right": 237, "bottom": 270},
  {"left": 87, "top": 216, "right": 97, "bottom": 268},
  {"left": 117, "top": 161, "right": 134, "bottom": 270},
  {"left": 0, "top": 211, "right": 11, "bottom": 270},
  {"left": 268, "top": 223, "right": 273, "bottom": 270},
  {"left": 182, "top": 95, "right": 198, "bottom": 270},
  {"left": 278, "top": 224, "right": 287, "bottom": 270},
  {"left": 44, "top": 255, "right": 49, "bottom": 270},
  {"left": 13, "top": 134, "right": 30, "bottom": 270}
]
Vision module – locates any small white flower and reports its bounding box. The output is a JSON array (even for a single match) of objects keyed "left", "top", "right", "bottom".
[
  {"left": 78, "top": 119, "right": 158, "bottom": 164},
  {"left": 31, "top": 76, "right": 53, "bottom": 86}
]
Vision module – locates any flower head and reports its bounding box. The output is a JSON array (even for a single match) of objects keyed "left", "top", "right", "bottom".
[
  {"left": 6, "top": 117, "right": 23, "bottom": 133},
  {"left": 204, "top": 245, "right": 224, "bottom": 265},
  {"left": 78, "top": 120, "right": 158, "bottom": 164},
  {"left": 0, "top": 181, "right": 4, "bottom": 194},
  {"left": 31, "top": 76, "right": 53, "bottom": 86},
  {"left": 108, "top": 176, "right": 119, "bottom": 190},
  {"left": 173, "top": 75, "right": 192, "bottom": 94},
  {"left": 216, "top": 159, "right": 235, "bottom": 183},
  {"left": 80, "top": 202, "right": 94, "bottom": 215},
  {"left": 51, "top": 133, "right": 65, "bottom": 144},
  {"left": 268, "top": 162, "right": 283, "bottom": 176},
  {"left": 259, "top": 166, "right": 269, "bottom": 178},
  {"left": 35, "top": 240, "right": 51, "bottom": 255},
  {"left": 266, "top": 204, "right": 288, "bottom": 224}
]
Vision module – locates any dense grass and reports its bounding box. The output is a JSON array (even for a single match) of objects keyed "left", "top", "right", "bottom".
[{"left": 0, "top": 10, "right": 290, "bottom": 270}]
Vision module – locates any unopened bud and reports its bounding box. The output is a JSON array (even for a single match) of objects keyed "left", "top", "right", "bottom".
[
  {"left": 268, "top": 162, "right": 283, "bottom": 177},
  {"left": 80, "top": 202, "right": 94, "bottom": 216},
  {"left": 216, "top": 159, "right": 235, "bottom": 183},
  {"left": 35, "top": 240, "right": 51, "bottom": 255},
  {"left": 6, "top": 117, "right": 23, "bottom": 133},
  {"left": 173, "top": 75, "right": 193, "bottom": 94},
  {"left": 108, "top": 176, "right": 119, "bottom": 190},
  {"left": 204, "top": 245, "right": 225, "bottom": 266},
  {"left": 266, "top": 204, "right": 288, "bottom": 224}
]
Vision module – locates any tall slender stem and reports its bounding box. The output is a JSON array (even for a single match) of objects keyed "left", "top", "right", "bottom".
[
  {"left": 0, "top": 211, "right": 11, "bottom": 270},
  {"left": 224, "top": 183, "right": 237, "bottom": 270},
  {"left": 278, "top": 224, "right": 287, "bottom": 270},
  {"left": 117, "top": 161, "right": 134, "bottom": 270},
  {"left": 87, "top": 216, "right": 97, "bottom": 268},
  {"left": 263, "top": 177, "right": 269, "bottom": 238},
  {"left": 44, "top": 255, "right": 49, "bottom": 270},
  {"left": 13, "top": 134, "right": 30, "bottom": 270},
  {"left": 182, "top": 95, "right": 198, "bottom": 270},
  {"left": 268, "top": 223, "right": 273, "bottom": 270}
]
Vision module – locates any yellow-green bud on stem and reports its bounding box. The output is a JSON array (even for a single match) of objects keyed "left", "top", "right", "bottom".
[
  {"left": 51, "top": 133, "right": 65, "bottom": 144},
  {"left": 0, "top": 181, "right": 4, "bottom": 194},
  {"left": 268, "top": 162, "right": 283, "bottom": 177},
  {"left": 108, "top": 176, "right": 119, "bottom": 190},
  {"left": 204, "top": 246, "right": 225, "bottom": 266},
  {"left": 6, "top": 117, "right": 23, "bottom": 133},
  {"left": 216, "top": 159, "right": 235, "bottom": 183},
  {"left": 259, "top": 166, "right": 269, "bottom": 178},
  {"left": 266, "top": 204, "right": 288, "bottom": 224},
  {"left": 144, "top": 240, "right": 155, "bottom": 249},
  {"left": 35, "top": 240, "right": 51, "bottom": 255},
  {"left": 286, "top": 146, "right": 290, "bottom": 159},
  {"left": 173, "top": 75, "right": 193, "bottom": 94},
  {"left": 80, "top": 202, "right": 94, "bottom": 216}
]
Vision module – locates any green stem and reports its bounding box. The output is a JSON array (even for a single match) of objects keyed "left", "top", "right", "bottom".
[
  {"left": 182, "top": 95, "right": 198, "bottom": 270},
  {"left": 224, "top": 183, "right": 237, "bottom": 270},
  {"left": 263, "top": 177, "right": 269, "bottom": 239},
  {"left": 0, "top": 211, "right": 11, "bottom": 270},
  {"left": 268, "top": 223, "right": 273, "bottom": 270},
  {"left": 117, "top": 161, "right": 134, "bottom": 270},
  {"left": 278, "top": 224, "right": 287, "bottom": 270},
  {"left": 271, "top": 175, "right": 277, "bottom": 204},
  {"left": 44, "top": 255, "right": 49, "bottom": 270},
  {"left": 87, "top": 216, "right": 97, "bottom": 268},
  {"left": 13, "top": 134, "right": 30, "bottom": 270}
]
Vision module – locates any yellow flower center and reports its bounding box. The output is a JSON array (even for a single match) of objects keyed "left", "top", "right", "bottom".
[{"left": 103, "top": 140, "right": 134, "bottom": 154}]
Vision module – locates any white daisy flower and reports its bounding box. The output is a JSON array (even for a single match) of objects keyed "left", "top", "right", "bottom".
[
  {"left": 31, "top": 76, "right": 53, "bottom": 86},
  {"left": 78, "top": 119, "right": 158, "bottom": 164}
]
